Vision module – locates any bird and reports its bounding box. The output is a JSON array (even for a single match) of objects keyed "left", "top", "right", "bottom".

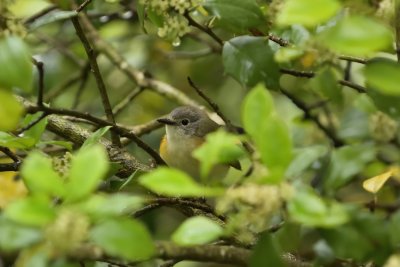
[{"left": 157, "top": 106, "right": 241, "bottom": 180}]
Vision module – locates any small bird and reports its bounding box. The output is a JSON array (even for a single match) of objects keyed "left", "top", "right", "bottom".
[{"left": 158, "top": 106, "right": 241, "bottom": 180}]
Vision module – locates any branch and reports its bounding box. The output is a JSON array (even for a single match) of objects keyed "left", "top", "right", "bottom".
[
  {"left": 0, "top": 147, "right": 22, "bottom": 172},
  {"left": 187, "top": 77, "right": 238, "bottom": 132},
  {"left": 18, "top": 97, "right": 150, "bottom": 177},
  {"left": 77, "top": 13, "right": 201, "bottom": 108},
  {"left": 184, "top": 12, "right": 223, "bottom": 46},
  {"left": 22, "top": 100, "right": 165, "bottom": 165},
  {"left": 395, "top": 0, "right": 400, "bottom": 61},
  {"left": 71, "top": 14, "right": 121, "bottom": 147},
  {"left": 32, "top": 57, "right": 45, "bottom": 107},
  {"left": 113, "top": 86, "right": 144, "bottom": 117},
  {"left": 280, "top": 68, "right": 367, "bottom": 93},
  {"left": 280, "top": 88, "right": 345, "bottom": 147}
]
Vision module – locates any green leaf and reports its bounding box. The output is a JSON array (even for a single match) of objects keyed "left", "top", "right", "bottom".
[
  {"left": 193, "top": 130, "right": 244, "bottom": 178},
  {"left": 242, "top": 84, "right": 292, "bottom": 182},
  {"left": 367, "top": 90, "right": 400, "bottom": 118},
  {"left": 21, "top": 151, "right": 65, "bottom": 196},
  {"left": 277, "top": 0, "right": 341, "bottom": 27},
  {"left": 90, "top": 217, "right": 155, "bottom": 261},
  {"left": 0, "top": 131, "right": 36, "bottom": 149},
  {"left": 319, "top": 15, "right": 393, "bottom": 56},
  {"left": 242, "top": 83, "right": 274, "bottom": 137},
  {"left": 65, "top": 145, "right": 109, "bottom": 201},
  {"left": 310, "top": 67, "right": 342, "bottom": 105},
  {"left": 81, "top": 126, "right": 112, "bottom": 149},
  {"left": 172, "top": 216, "right": 223, "bottom": 246},
  {"left": 223, "top": 36, "right": 280, "bottom": 89},
  {"left": 21, "top": 112, "right": 48, "bottom": 144},
  {"left": 77, "top": 193, "right": 144, "bottom": 219},
  {"left": 0, "top": 217, "right": 42, "bottom": 252},
  {"left": 324, "top": 144, "right": 375, "bottom": 191},
  {"left": 321, "top": 225, "right": 374, "bottom": 261},
  {"left": 0, "top": 90, "right": 24, "bottom": 131},
  {"left": 257, "top": 116, "right": 292, "bottom": 183},
  {"left": 138, "top": 168, "right": 224, "bottom": 197},
  {"left": 0, "top": 36, "right": 33, "bottom": 92},
  {"left": 274, "top": 47, "right": 304, "bottom": 63},
  {"left": 288, "top": 189, "right": 349, "bottom": 228},
  {"left": 250, "top": 232, "right": 285, "bottom": 267},
  {"left": 40, "top": 140, "right": 73, "bottom": 151},
  {"left": 203, "top": 0, "right": 264, "bottom": 31},
  {"left": 365, "top": 58, "right": 400, "bottom": 96},
  {"left": 286, "top": 145, "right": 328, "bottom": 178},
  {"left": 4, "top": 195, "right": 56, "bottom": 226}
]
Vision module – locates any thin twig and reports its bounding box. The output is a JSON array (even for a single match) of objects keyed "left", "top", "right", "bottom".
[
  {"left": 280, "top": 88, "right": 345, "bottom": 147},
  {"left": 184, "top": 12, "right": 223, "bottom": 46},
  {"left": 76, "top": 0, "right": 93, "bottom": 13},
  {"left": 0, "top": 147, "right": 21, "bottom": 172},
  {"left": 77, "top": 13, "right": 201, "bottom": 107},
  {"left": 23, "top": 5, "right": 57, "bottom": 25},
  {"left": 113, "top": 86, "right": 144, "bottom": 117},
  {"left": 280, "top": 68, "right": 367, "bottom": 93},
  {"left": 32, "top": 58, "right": 45, "bottom": 107},
  {"left": 338, "top": 55, "right": 367, "bottom": 64},
  {"left": 24, "top": 104, "right": 165, "bottom": 165},
  {"left": 187, "top": 77, "right": 236, "bottom": 132},
  {"left": 268, "top": 34, "right": 290, "bottom": 47},
  {"left": 15, "top": 112, "right": 48, "bottom": 134},
  {"left": 72, "top": 62, "right": 91, "bottom": 109},
  {"left": 395, "top": 0, "right": 400, "bottom": 61},
  {"left": 71, "top": 15, "right": 121, "bottom": 147}
]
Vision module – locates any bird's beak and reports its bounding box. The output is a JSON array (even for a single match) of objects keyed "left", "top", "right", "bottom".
[{"left": 157, "top": 118, "right": 177, "bottom": 125}]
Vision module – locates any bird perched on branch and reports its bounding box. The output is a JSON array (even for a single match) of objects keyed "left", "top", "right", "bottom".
[{"left": 158, "top": 106, "right": 241, "bottom": 180}]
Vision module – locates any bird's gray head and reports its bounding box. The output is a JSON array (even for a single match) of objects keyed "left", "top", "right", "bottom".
[{"left": 157, "top": 106, "right": 219, "bottom": 139}]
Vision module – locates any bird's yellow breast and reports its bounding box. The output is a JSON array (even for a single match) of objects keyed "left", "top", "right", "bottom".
[{"left": 159, "top": 134, "right": 228, "bottom": 180}]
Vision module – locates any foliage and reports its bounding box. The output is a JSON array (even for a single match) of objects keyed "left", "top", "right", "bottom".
[{"left": 0, "top": 0, "right": 400, "bottom": 266}]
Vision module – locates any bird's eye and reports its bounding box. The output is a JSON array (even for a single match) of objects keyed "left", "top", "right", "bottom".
[{"left": 181, "top": 119, "right": 189, "bottom": 126}]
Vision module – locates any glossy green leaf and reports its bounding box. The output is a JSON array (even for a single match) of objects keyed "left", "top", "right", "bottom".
[
  {"left": 65, "top": 145, "right": 109, "bottom": 201},
  {"left": 0, "top": 217, "right": 42, "bottom": 252},
  {"left": 286, "top": 145, "right": 328, "bottom": 178},
  {"left": 81, "top": 126, "right": 112, "bottom": 149},
  {"left": 138, "top": 168, "right": 224, "bottom": 197},
  {"left": 21, "top": 112, "right": 48, "bottom": 144},
  {"left": 288, "top": 190, "right": 349, "bottom": 228},
  {"left": 0, "top": 131, "right": 36, "bottom": 149},
  {"left": 90, "top": 217, "right": 155, "bottom": 261},
  {"left": 319, "top": 15, "right": 393, "bottom": 56},
  {"left": 250, "top": 232, "right": 285, "bottom": 267},
  {"left": 0, "top": 90, "right": 24, "bottom": 131},
  {"left": 4, "top": 196, "right": 56, "bottom": 226},
  {"left": 0, "top": 36, "right": 33, "bottom": 92},
  {"left": 172, "top": 216, "right": 223, "bottom": 246},
  {"left": 310, "top": 67, "right": 342, "bottom": 105},
  {"left": 365, "top": 58, "right": 400, "bottom": 96},
  {"left": 193, "top": 130, "right": 244, "bottom": 178},
  {"left": 277, "top": 0, "right": 341, "bottom": 27},
  {"left": 242, "top": 83, "right": 274, "bottom": 136},
  {"left": 204, "top": 0, "right": 264, "bottom": 31},
  {"left": 77, "top": 193, "right": 144, "bottom": 219},
  {"left": 223, "top": 36, "right": 280, "bottom": 89},
  {"left": 324, "top": 144, "right": 375, "bottom": 191},
  {"left": 21, "top": 151, "right": 65, "bottom": 196}
]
